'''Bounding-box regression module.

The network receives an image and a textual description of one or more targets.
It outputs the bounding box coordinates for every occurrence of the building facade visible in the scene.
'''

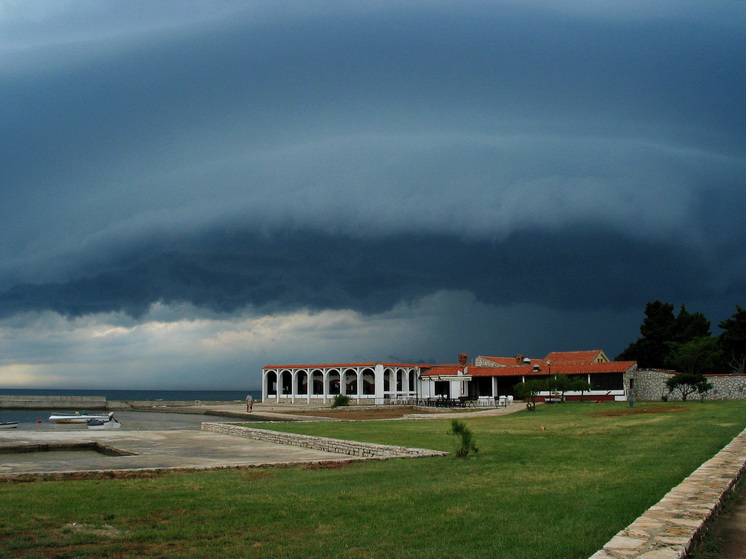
[261,350,639,404]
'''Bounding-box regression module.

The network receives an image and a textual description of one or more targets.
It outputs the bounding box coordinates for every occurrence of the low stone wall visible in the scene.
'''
[0,395,107,409]
[202,423,448,459]
[591,427,746,558]
[633,370,746,401]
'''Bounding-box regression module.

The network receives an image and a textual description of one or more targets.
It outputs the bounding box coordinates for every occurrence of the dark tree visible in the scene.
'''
[718,306,746,374]
[670,305,711,343]
[665,336,724,376]
[617,301,712,369]
[617,301,677,367]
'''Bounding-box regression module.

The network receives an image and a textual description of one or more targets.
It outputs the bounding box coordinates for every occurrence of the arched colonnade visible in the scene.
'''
[262,364,419,404]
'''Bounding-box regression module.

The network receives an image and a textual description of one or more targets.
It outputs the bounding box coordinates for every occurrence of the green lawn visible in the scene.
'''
[1,401,745,558]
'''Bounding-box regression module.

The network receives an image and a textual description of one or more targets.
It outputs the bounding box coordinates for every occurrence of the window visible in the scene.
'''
[591,373,623,391]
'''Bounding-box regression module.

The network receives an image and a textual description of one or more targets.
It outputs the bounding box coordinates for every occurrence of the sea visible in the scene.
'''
[0,388,260,402]
[0,388,262,426]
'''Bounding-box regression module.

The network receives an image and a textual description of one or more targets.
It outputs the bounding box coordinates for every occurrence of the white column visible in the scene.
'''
[374,364,385,404]
[291,371,296,404]
[357,369,363,403]
[261,370,267,403]
[306,371,312,404]
[322,370,329,404]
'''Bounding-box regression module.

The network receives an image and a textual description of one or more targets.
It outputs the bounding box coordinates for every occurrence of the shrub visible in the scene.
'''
[448,418,478,457]
[331,394,350,408]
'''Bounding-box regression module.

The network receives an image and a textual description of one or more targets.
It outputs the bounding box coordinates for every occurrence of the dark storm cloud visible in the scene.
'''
[1,1,746,386]
[1,226,739,321]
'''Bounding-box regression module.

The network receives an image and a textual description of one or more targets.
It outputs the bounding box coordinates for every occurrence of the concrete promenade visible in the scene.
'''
[0,428,354,477]
[0,402,467,478]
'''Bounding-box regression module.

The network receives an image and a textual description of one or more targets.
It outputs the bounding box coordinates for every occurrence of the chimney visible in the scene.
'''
[515,354,524,365]
[458,353,468,366]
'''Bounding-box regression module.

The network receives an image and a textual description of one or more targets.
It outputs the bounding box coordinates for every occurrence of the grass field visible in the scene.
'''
[1,401,745,558]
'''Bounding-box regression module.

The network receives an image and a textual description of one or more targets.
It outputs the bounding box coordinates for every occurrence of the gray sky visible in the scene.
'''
[1,1,745,390]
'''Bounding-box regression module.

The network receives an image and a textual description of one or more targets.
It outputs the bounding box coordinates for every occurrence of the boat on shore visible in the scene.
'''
[0,421,18,429]
[48,411,115,424]
[86,416,121,429]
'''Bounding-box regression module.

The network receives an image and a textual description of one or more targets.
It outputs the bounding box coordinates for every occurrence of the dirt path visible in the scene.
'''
[712,480,746,558]
[280,405,448,420]
[691,479,746,558]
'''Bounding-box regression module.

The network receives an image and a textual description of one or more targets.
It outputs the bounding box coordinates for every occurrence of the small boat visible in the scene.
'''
[48,411,115,424]
[0,421,18,429]
[86,416,121,430]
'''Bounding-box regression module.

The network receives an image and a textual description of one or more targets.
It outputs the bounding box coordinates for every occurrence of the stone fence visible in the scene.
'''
[202,422,448,459]
[633,370,746,401]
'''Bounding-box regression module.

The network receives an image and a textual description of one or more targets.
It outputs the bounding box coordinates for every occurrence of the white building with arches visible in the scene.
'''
[261,362,420,404]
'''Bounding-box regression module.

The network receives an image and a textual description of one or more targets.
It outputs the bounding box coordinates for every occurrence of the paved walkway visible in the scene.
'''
[189,401,526,421]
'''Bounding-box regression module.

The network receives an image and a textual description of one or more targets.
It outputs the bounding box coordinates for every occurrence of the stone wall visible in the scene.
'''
[202,422,448,459]
[474,356,502,368]
[632,369,746,401]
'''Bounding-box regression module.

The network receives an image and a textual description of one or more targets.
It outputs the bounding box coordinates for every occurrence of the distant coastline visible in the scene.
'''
[0,388,261,402]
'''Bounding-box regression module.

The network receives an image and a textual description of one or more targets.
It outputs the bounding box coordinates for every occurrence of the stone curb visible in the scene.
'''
[590,427,746,558]
[202,422,448,459]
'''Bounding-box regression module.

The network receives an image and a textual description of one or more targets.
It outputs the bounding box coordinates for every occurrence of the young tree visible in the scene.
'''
[448,419,478,457]
[514,379,545,410]
[665,373,713,401]
[718,306,746,374]
[569,377,592,401]
[554,373,572,401]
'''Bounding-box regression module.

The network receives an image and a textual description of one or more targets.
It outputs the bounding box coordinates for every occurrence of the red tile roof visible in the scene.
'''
[263,351,635,378]
[420,365,462,376]
[422,361,636,378]
[469,365,539,377]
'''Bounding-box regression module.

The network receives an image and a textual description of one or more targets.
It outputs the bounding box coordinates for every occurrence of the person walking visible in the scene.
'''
[245,393,254,412]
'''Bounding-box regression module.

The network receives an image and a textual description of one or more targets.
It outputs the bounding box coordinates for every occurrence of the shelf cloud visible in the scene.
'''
[1,1,744,388]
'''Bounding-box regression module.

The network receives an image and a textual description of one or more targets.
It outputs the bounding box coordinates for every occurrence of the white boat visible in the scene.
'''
[48,411,115,424]
[86,416,121,430]
[0,421,18,429]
